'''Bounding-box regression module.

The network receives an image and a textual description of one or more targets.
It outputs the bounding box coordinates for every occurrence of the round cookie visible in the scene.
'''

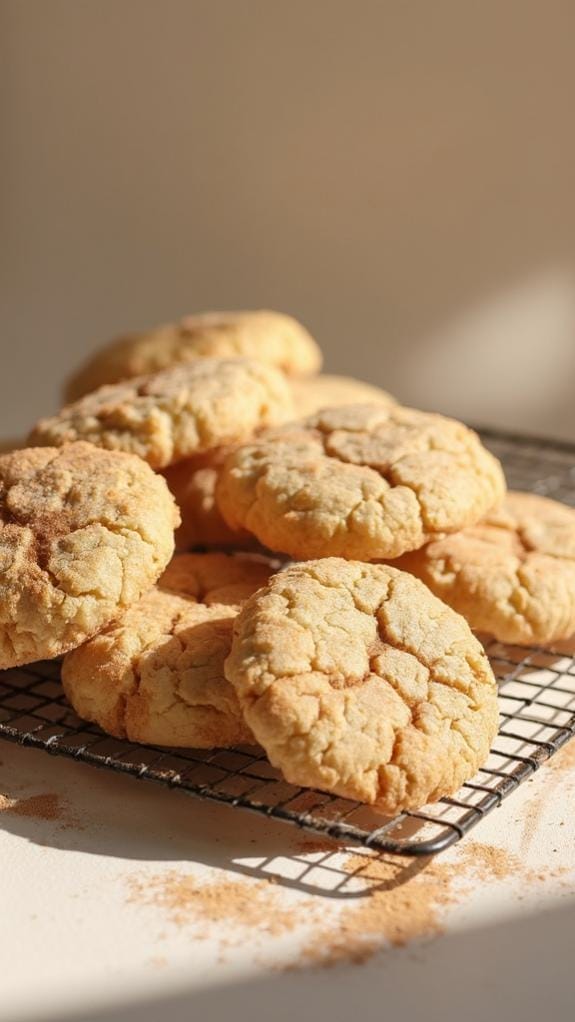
[216,404,506,560]
[391,492,575,645]
[30,358,294,470]
[62,553,274,748]
[163,449,256,550]
[64,310,322,402]
[291,375,397,417]
[225,559,499,812]
[0,443,178,668]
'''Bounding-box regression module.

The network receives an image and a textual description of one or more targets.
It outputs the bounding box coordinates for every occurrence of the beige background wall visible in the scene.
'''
[2,0,575,440]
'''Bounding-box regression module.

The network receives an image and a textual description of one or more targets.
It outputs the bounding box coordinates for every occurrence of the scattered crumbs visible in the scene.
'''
[127,871,308,936]
[0,791,81,829]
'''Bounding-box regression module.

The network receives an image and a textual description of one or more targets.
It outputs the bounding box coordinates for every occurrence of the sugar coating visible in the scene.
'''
[0,443,178,667]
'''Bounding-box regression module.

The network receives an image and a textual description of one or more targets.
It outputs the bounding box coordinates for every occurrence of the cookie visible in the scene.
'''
[225,559,499,812]
[64,310,322,402]
[163,449,256,550]
[392,492,575,645]
[62,553,274,747]
[216,404,506,560]
[0,443,178,668]
[291,375,397,417]
[30,358,294,470]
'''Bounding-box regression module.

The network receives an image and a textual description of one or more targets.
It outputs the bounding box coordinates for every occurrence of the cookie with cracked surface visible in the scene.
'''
[0,443,178,668]
[216,404,506,561]
[391,492,575,645]
[62,553,275,747]
[163,449,256,551]
[30,358,294,470]
[225,559,499,812]
[291,375,397,417]
[64,310,322,402]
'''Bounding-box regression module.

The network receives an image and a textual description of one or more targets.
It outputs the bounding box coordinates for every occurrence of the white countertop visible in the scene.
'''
[2,731,574,1022]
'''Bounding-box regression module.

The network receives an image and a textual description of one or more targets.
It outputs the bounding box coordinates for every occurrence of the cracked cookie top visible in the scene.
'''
[62,553,275,748]
[290,374,397,417]
[392,492,575,645]
[216,404,506,560]
[64,310,322,402]
[225,558,499,812]
[0,443,178,668]
[30,358,295,470]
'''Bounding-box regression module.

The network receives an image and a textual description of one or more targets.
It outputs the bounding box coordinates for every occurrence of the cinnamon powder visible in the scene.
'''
[297,836,564,969]
[126,828,572,970]
[299,853,457,966]
[0,791,79,828]
[0,792,63,820]
[127,872,305,936]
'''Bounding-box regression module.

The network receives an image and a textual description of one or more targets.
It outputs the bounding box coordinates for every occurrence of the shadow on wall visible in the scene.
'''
[1,1,575,438]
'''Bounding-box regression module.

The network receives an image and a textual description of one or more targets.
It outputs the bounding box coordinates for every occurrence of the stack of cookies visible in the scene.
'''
[2,309,574,816]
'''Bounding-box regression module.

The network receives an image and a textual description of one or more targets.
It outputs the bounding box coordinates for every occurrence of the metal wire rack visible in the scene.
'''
[1,427,574,856]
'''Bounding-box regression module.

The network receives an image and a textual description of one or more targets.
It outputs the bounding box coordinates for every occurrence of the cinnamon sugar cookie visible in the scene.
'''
[62,553,274,747]
[216,404,506,560]
[64,310,322,402]
[0,443,178,668]
[225,559,499,812]
[392,492,575,645]
[30,358,294,470]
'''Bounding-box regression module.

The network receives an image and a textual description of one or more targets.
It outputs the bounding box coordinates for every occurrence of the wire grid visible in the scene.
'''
[1,428,574,856]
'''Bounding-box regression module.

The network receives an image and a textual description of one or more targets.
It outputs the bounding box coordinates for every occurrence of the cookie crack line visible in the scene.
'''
[217,406,505,560]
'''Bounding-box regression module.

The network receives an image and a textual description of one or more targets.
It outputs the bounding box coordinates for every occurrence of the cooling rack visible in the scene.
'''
[1,427,574,856]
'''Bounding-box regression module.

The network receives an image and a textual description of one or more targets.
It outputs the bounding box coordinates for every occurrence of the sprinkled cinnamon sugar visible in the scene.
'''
[127,872,306,936]
[296,834,570,969]
[125,826,574,971]
[456,841,523,882]
[298,853,456,967]
[0,791,80,828]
